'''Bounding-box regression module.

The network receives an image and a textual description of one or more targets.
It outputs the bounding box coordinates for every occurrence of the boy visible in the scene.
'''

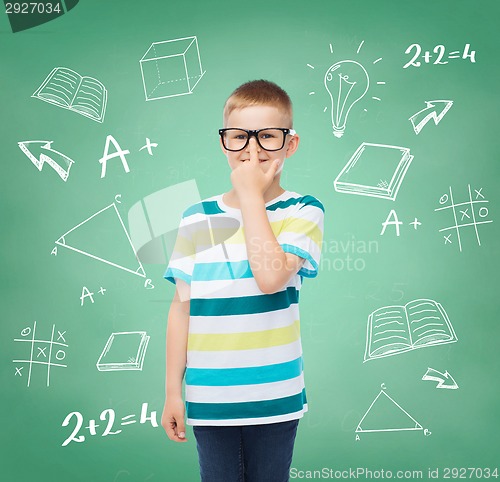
[161,80,324,482]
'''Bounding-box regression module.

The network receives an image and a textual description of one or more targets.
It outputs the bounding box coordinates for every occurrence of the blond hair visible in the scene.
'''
[223,79,293,127]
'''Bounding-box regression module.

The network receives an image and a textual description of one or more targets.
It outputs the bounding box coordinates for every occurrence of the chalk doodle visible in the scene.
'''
[96,332,150,371]
[422,367,459,390]
[13,321,68,387]
[364,299,457,362]
[54,202,151,285]
[409,100,453,135]
[18,140,74,181]
[334,143,413,201]
[307,40,385,136]
[380,210,423,236]
[61,402,158,446]
[140,36,205,101]
[139,138,158,155]
[324,60,369,138]
[434,185,493,252]
[80,286,107,305]
[98,135,159,178]
[356,385,429,438]
[32,67,107,122]
[404,43,476,69]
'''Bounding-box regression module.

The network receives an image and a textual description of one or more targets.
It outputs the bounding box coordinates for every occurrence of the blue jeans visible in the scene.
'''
[193,419,300,482]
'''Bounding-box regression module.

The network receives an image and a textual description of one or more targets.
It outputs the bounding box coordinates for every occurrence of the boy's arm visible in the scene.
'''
[240,196,305,294]
[161,279,190,442]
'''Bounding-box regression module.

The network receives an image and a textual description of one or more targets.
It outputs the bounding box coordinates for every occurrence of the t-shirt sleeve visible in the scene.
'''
[163,212,196,285]
[276,195,324,278]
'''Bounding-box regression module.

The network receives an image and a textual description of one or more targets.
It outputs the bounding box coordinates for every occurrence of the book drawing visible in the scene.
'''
[96,332,150,371]
[364,299,457,362]
[32,67,107,123]
[334,142,413,201]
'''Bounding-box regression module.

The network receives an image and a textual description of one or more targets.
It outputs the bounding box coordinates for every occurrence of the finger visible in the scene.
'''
[174,431,188,442]
[165,421,178,441]
[165,417,187,442]
[176,419,187,440]
[169,426,187,442]
[248,138,259,164]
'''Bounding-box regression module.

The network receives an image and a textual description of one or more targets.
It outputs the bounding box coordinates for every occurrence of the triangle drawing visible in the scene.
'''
[356,389,423,433]
[55,203,146,278]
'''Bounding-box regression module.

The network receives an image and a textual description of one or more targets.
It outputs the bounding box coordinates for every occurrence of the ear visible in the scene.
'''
[285,133,300,158]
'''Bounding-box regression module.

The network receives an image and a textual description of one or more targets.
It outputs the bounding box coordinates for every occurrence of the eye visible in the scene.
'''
[227,131,246,140]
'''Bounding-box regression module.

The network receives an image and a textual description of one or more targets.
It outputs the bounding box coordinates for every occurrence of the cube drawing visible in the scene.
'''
[140,36,205,101]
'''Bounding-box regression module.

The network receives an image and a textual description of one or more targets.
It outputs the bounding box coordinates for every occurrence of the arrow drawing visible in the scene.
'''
[422,367,459,389]
[409,100,453,135]
[18,140,74,181]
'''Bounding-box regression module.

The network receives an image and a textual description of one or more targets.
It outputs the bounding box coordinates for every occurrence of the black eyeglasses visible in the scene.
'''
[219,128,296,152]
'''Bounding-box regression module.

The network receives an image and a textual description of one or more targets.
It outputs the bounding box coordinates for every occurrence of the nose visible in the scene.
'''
[246,135,261,152]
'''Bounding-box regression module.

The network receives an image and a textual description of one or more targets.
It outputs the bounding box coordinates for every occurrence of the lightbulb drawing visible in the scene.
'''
[324,60,370,138]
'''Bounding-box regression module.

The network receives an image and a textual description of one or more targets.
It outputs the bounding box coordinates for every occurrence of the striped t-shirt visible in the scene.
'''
[164,189,324,426]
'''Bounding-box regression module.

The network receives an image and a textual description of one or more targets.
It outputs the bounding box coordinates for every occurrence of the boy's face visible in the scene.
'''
[220,105,299,175]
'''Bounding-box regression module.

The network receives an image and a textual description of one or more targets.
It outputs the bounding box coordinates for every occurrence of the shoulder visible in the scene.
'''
[285,191,325,213]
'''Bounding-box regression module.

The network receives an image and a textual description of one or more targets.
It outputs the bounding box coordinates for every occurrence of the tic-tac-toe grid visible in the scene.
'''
[13,321,68,387]
[434,185,492,252]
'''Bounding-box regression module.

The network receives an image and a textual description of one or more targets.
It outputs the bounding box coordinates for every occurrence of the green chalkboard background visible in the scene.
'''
[2,0,499,480]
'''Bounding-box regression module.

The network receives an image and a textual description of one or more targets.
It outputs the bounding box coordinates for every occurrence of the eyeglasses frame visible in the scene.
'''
[218,127,296,152]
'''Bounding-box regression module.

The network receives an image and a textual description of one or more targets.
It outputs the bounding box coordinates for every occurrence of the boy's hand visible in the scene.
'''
[162,396,187,443]
[230,140,282,199]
